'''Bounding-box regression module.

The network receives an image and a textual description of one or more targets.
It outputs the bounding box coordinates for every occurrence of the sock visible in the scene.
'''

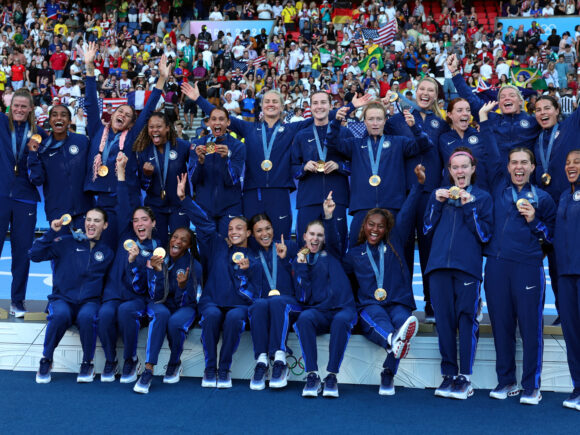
[274,350,286,363]
[387,333,393,347]
[460,374,471,381]
[257,353,268,365]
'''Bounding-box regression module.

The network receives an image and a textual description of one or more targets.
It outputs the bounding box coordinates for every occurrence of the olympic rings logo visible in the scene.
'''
[284,355,305,376]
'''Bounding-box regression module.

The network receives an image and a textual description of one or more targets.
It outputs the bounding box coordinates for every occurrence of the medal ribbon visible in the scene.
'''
[538,123,559,173]
[448,185,472,207]
[40,135,67,153]
[261,121,280,161]
[11,123,29,166]
[307,252,320,265]
[312,124,331,161]
[367,136,385,177]
[136,239,157,253]
[511,185,538,206]
[259,248,277,292]
[152,141,170,194]
[366,242,384,290]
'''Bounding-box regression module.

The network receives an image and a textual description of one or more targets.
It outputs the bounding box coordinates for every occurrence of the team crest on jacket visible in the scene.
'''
[574,191,580,201]
[430,119,440,128]
[520,119,530,128]
[169,150,178,160]
[69,145,79,155]
[468,136,478,144]
[383,141,391,148]
[94,251,104,262]
[141,250,151,257]
[527,192,534,198]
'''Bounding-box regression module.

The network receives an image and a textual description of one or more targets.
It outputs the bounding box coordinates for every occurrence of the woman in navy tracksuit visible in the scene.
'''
[83,42,167,248]
[177,173,259,389]
[343,165,426,396]
[132,227,203,394]
[98,153,162,384]
[480,102,556,405]
[424,145,493,400]
[30,208,114,384]
[328,101,431,248]
[247,214,298,391]
[554,149,580,411]
[0,88,48,317]
[189,107,245,237]
[133,112,190,247]
[291,91,352,249]
[385,78,450,322]
[181,81,370,238]
[292,193,357,398]
[27,105,94,229]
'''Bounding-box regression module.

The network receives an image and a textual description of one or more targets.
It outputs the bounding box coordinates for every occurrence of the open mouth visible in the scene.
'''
[259,236,271,246]
[213,126,223,136]
[86,226,96,237]
[567,168,578,181]
[307,240,321,252]
[513,170,525,183]
[54,121,64,128]
[456,175,467,186]
[230,234,241,244]
[115,116,125,127]
[368,232,380,243]
[170,244,182,256]
[151,134,162,145]
[136,227,148,240]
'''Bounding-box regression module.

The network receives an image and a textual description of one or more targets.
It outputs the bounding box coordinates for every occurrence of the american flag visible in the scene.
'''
[361,20,398,46]
[75,97,128,115]
[303,107,311,118]
[252,55,266,66]
[232,60,248,72]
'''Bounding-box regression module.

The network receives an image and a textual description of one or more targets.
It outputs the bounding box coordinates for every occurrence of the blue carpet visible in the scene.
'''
[0,370,576,434]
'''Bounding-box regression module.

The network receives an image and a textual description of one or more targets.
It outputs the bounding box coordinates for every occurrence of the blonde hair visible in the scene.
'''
[362,101,387,120]
[417,77,444,119]
[8,88,37,133]
[263,89,285,107]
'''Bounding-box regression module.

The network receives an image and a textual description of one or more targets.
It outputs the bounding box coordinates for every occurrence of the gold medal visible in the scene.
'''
[449,186,461,200]
[268,289,281,296]
[541,172,551,186]
[369,175,381,186]
[316,160,326,172]
[153,247,166,258]
[160,190,166,200]
[516,198,530,210]
[98,165,109,177]
[123,239,136,251]
[374,288,387,301]
[299,247,310,256]
[31,134,42,144]
[261,159,273,171]
[232,252,245,263]
[389,93,399,103]
[61,214,72,225]
[206,143,216,154]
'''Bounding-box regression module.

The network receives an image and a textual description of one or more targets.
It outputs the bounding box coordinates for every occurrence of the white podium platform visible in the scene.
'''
[0,319,573,392]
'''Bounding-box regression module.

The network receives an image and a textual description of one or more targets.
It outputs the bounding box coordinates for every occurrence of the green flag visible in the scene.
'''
[359,47,384,72]
[512,67,547,90]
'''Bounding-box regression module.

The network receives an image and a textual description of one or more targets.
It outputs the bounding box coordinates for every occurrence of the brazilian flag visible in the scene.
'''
[359,47,384,72]
[512,67,547,90]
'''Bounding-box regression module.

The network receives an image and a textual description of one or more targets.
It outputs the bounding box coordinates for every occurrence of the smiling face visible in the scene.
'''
[262,91,283,119]
[303,223,325,253]
[565,151,580,184]
[132,209,156,241]
[416,80,437,110]
[169,228,192,259]
[111,104,135,132]
[228,218,251,247]
[49,105,71,135]
[252,219,274,249]
[448,100,471,132]
[208,108,230,137]
[508,150,535,188]
[11,96,33,123]
[535,98,559,129]
[364,108,387,137]
[85,209,108,240]
[449,154,476,188]
[147,115,170,146]
[498,87,522,115]
[364,213,387,245]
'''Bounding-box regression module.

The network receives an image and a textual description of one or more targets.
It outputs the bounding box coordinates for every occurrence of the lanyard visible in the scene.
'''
[261,121,280,161]
[367,136,385,176]
[152,141,170,193]
[41,135,67,153]
[312,124,331,161]
[307,252,320,265]
[259,248,277,291]
[511,185,538,205]
[366,242,384,290]
[136,239,157,253]
[102,132,121,166]
[538,123,559,171]
[11,123,29,165]
[448,185,472,207]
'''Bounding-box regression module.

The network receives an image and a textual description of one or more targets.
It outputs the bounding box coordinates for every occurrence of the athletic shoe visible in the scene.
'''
[163,361,182,384]
[302,372,322,398]
[323,373,339,398]
[10,302,26,318]
[489,383,520,400]
[424,303,436,324]
[391,316,419,359]
[448,375,473,400]
[36,358,52,384]
[120,357,140,384]
[476,298,484,323]
[250,362,268,391]
[201,369,217,388]
[562,390,580,410]
[101,360,118,382]
[269,360,289,389]
[77,362,95,383]
[217,369,232,388]
[520,389,542,405]
[134,368,154,394]
[434,375,454,398]
[379,369,395,396]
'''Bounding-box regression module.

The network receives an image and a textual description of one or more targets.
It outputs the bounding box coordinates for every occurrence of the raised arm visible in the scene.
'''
[83,41,102,137]
[448,54,485,115]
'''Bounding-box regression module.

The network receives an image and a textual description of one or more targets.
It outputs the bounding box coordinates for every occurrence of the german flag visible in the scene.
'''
[332,8,353,24]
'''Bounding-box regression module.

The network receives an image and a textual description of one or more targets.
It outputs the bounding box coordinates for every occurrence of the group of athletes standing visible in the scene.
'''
[2,42,579,408]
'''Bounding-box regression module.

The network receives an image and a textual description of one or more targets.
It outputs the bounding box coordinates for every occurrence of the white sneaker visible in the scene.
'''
[391,316,419,359]
[520,389,542,405]
[10,303,26,318]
